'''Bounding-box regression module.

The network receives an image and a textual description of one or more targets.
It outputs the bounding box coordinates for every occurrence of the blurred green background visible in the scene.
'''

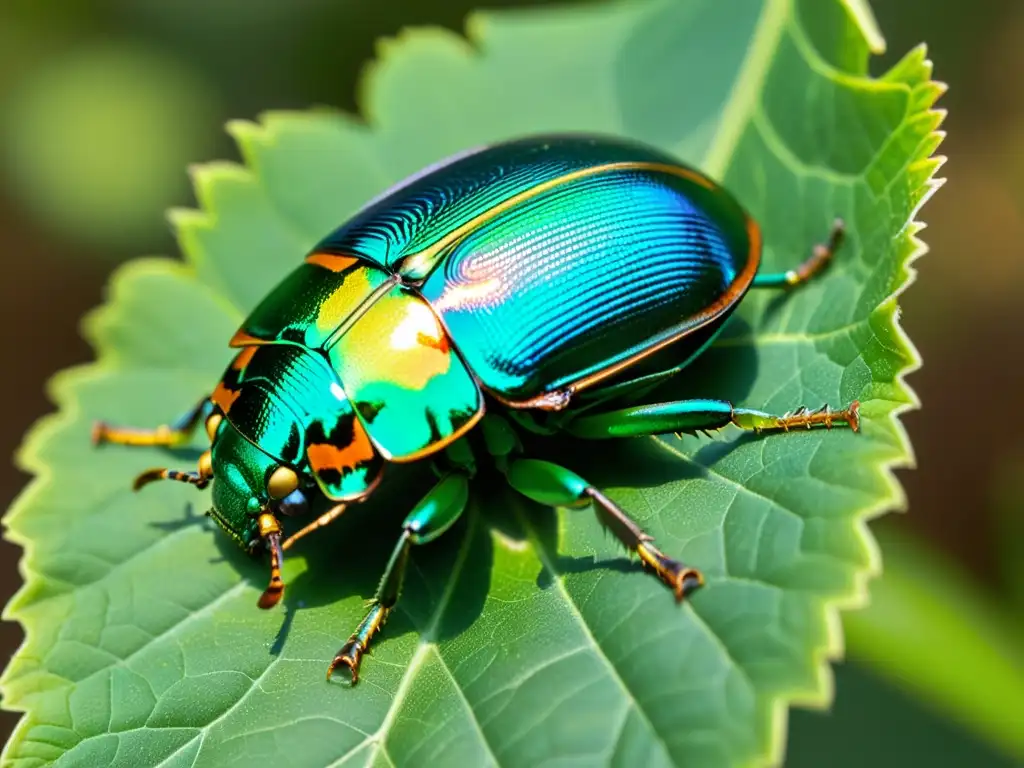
[0,0,1020,764]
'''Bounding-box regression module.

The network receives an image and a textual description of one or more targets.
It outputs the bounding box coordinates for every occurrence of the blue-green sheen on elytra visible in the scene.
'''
[313,134,755,403]
[97,132,860,682]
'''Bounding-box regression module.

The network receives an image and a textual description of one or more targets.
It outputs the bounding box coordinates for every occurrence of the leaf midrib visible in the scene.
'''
[514,507,678,765]
[701,0,790,179]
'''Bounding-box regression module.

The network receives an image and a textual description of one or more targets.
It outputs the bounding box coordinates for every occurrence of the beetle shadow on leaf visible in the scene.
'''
[429,503,495,643]
[511,492,655,591]
[148,502,213,535]
[696,429,761,460]
[759,288,795,322]
[275,470,424,638]
[537,555,643,590]
[472,467,661,592]
[521,317,760,491]
[668,315,760,403]
[190,466,412,656]
[270,602,298,656]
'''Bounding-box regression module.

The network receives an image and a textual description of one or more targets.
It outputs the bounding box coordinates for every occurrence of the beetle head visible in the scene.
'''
[133,413,311,610]
[207,421,312,609]
[208,422,286,546]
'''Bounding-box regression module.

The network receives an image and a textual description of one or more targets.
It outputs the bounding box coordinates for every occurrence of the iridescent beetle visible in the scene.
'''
[94,134,858,683]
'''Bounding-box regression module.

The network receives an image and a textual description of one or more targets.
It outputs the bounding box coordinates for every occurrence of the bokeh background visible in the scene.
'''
[0,0,1020,764]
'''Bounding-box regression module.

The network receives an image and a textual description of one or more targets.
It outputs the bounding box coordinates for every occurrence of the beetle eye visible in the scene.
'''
[267,466,299,499]
[276,488,308,517]
[205,413,223,440]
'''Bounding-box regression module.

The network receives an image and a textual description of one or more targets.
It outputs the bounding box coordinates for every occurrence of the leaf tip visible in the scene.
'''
[165,205,198,226]
[841,0,887,55]
[224,117,262,148]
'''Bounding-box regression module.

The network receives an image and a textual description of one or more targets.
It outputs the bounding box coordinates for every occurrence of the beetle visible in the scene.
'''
[94,133,859,683]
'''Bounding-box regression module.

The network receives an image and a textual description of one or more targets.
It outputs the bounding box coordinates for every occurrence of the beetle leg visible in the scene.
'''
[328,473,469,684]
[93,397,213,448]
[256,513,286,609]
[130,447,214,493]
[281,503,347,551]
[477,413,522,474]
[751,218,845,289]
[732,402,860,433]
[132,467,210,491]
[565,398,859,439]
[506,459,703,600]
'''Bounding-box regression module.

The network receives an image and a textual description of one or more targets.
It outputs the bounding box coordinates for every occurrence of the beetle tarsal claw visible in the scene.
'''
[846,400,861,432]
[91,421,109,445]
[636,542,704,602]
[328,639,364,684]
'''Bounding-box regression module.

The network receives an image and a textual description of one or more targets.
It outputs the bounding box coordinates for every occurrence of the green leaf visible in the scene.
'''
[1,1,943,766]
[842,523,1024,761]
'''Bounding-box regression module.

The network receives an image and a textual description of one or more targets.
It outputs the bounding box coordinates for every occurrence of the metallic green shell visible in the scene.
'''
[235,254,389,348]
[222,133,759,475]
[315,136,677,278]
[420,166,753,401]
[324,283,481,461]
[314,134,759,404]
[232,257,483,468]
[212,344,383,501]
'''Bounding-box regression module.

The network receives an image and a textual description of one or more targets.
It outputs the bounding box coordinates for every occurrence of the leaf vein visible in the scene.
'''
[518,508,678,765]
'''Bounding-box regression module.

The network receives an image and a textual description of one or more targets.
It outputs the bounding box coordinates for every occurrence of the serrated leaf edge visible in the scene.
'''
[740,38,947,768]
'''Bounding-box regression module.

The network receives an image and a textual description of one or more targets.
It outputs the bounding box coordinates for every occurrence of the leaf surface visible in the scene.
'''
[1,1,944,766]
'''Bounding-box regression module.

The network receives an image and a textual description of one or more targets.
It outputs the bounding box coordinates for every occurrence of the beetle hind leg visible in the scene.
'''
[733,401,860,434]
[565,398,860,440]
[751,218,845,289]
[506,459,703,601]
[93,397,213,448]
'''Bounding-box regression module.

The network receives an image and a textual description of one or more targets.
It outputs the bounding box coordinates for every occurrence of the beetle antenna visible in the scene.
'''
[133,468,209,491]
[256,514,286,609]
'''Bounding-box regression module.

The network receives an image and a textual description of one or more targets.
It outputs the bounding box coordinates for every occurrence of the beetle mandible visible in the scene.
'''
[94,134,859,683]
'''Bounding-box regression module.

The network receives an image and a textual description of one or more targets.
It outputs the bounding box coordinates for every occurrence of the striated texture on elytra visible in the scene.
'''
[1,0,943,766]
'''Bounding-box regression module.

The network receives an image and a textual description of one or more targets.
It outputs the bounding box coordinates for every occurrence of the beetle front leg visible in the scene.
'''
[751,218,844,289]
[506,459,703,601]
[565,397,859,439]
[330,473,469,684]
[93,397,213,448]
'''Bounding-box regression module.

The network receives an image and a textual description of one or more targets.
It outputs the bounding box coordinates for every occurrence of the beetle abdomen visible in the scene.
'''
[420,163,758,402]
